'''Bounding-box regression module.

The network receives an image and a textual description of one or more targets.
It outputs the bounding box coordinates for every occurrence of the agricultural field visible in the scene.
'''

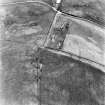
[0,0,105,105]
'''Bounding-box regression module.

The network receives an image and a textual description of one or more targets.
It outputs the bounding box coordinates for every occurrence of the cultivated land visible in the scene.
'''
[0,0,105,105]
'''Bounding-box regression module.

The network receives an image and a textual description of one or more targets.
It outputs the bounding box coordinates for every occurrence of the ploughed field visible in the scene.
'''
[0,0,105,105]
